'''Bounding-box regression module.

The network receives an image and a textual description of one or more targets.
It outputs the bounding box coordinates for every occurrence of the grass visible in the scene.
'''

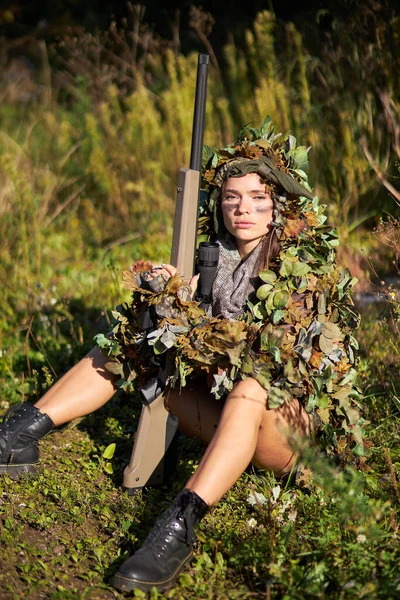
[0,274,399,599]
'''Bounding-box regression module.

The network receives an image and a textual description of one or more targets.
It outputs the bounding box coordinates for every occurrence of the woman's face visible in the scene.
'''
[221,173,274,257]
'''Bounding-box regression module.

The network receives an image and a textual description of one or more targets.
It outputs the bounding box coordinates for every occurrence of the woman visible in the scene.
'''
[0,119,361,593]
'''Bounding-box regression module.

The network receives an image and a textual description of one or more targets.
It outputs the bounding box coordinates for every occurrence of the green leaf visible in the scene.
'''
[103,443,116,459]
[268,386,290,408]
[272,309,285,324]
[93,547,104,561]
[211,152,219,167]
[339,369,357,386]
[269,345,281,362]
[256,283,274,300]
[280,259,293,277]
[286,246,298,258]
[316,393,330,409]
[259,115,273,136]
[121,520,131,531]
[273,290,289,308]
[259,269,277,284]
[241,352,254,374]
[288,145,309,171]
[291,262,311,277]
[180,573,195,588]
[153,339,168,355]
[255,367,271,389]
[305,394,317,412]
[202,145,219,167]
[252,301,267,320]
[93,333,109,348]
[294,168,309,180]
[102,506,112,518]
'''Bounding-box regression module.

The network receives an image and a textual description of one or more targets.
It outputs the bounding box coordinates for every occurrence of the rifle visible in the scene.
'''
[123,54,211,494]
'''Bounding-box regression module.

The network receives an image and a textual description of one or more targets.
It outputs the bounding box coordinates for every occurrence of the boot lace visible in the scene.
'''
[142,496,197,559]
[0,405,27,432]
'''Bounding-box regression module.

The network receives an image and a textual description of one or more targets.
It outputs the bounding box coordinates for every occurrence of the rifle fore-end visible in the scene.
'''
[170,168,201,280]
[123,394,179,493]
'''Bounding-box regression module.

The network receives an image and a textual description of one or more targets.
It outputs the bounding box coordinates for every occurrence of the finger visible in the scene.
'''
[147,267,163,280]
[190,273,200,294]
[161,264,178,277]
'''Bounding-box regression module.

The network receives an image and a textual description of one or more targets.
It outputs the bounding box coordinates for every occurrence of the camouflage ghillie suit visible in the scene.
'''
[96,118,364,460]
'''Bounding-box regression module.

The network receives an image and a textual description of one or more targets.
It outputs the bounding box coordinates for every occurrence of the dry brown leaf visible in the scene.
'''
[283,218,307,238]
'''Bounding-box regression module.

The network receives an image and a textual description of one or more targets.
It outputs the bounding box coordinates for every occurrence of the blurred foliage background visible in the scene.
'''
[0,0,399,323]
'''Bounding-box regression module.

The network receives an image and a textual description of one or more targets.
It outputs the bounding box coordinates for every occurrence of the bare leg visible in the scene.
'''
[168,378,310,506]
[34,347,118,427]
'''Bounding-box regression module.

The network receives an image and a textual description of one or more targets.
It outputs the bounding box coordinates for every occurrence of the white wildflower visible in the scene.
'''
[271,486,281,502]
[247,491,267,506]
[287,510,297,522]
[356,534,366,544]
[247,518,257,528]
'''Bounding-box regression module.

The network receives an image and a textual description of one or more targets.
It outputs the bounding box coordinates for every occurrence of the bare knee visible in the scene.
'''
[227,378,268,410]
[251,398,311,474]
[233,377,267,397]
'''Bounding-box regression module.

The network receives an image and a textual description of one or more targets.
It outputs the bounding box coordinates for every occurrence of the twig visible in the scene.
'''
[29,330,58,380]
[21,371,25,404]
[383,447,400,505]
[189,6,221,78]
[379,92,400,159]
[101,233,140,255]
[25,315,34,378]
[44,184,86,227]
[360,136,400,204]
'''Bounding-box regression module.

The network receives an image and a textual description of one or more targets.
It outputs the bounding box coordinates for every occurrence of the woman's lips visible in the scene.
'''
[235,222,255,229]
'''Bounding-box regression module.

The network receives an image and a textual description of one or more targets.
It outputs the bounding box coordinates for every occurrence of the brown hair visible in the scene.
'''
[255,227,281,273]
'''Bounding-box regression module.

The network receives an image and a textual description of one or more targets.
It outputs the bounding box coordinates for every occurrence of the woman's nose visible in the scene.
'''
[237,196,252,213]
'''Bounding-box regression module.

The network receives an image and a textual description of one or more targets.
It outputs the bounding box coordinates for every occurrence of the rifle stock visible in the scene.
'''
[123,55,209,494]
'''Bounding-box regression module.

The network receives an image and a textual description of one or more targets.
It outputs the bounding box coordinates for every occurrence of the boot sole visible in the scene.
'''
[0,462,39,479]
[111,550,193,593]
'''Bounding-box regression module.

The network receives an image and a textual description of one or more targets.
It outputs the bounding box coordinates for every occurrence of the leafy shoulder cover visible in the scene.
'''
[95,117,363,461]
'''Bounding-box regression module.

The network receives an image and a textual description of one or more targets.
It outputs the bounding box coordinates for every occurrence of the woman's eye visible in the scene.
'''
[253,195,267,201]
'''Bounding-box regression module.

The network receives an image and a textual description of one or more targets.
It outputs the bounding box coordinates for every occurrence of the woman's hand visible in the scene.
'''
[150,264,177,278]
[149,264,199,297]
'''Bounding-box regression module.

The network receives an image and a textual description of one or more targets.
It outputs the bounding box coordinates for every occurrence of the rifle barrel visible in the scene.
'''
[189,54,209,173]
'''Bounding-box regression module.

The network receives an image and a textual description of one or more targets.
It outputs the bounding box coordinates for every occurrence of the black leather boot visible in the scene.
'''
[112,488,209,593]
[0,403,54,478]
